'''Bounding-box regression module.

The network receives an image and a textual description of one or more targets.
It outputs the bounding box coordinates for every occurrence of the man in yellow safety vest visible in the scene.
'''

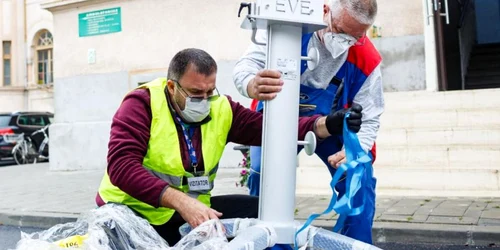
[95,48,363,246]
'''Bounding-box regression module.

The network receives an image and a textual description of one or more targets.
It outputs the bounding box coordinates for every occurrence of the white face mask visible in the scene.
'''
[323,32,353,58]
[180,97,211,123]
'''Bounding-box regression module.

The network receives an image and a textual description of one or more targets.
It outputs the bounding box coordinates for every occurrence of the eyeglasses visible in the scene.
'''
[172,79,220,102]
[327,14,366,46]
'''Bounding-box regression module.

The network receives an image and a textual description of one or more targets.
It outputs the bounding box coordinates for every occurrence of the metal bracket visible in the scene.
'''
[251,27,266,46]
[300,48,320,71]
[425,0,434,25]
[297,131,317,156]
[426,0,449,25]
[441,0,450,24]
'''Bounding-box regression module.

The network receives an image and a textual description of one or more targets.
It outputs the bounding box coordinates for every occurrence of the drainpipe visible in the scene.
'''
[21,0,28,110]
[423,0,439,91]
[433,0,448,91]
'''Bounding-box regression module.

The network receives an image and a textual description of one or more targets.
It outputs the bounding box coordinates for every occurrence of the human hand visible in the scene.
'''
[328,150,346,169]
[177,197,223,229]
[247,69,284,100]
[325,103,363,135]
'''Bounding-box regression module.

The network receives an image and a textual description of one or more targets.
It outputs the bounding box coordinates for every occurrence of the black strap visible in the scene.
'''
[331,76,344,112]
[330,76,342,86]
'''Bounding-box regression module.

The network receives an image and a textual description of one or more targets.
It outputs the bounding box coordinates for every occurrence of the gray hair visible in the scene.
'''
[329,0,378,25]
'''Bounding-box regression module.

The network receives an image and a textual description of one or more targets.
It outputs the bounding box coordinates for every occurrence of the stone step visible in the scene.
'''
[298,145,500,170]
[383,89,500,112]
[375,145,500,169]
[295,165,500,197]
[379,108,500,129]
[376,127,500,147]
[294,88,500,198]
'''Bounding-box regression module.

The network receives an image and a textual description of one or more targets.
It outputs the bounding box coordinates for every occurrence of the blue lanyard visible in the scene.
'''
[294,113,374,249]
[175,116,198,173]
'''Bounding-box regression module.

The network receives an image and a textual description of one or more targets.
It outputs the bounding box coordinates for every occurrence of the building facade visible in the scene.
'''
[39,0,427,171]
[40,0,500,197]
[0,0,54,113]
[0,0,427,116]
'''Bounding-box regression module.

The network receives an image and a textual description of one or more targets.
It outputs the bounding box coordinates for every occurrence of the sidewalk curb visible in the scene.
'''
[0,210,78,229]
[300,220,500,246]
[2,210,499,246]
[370,222,500,246]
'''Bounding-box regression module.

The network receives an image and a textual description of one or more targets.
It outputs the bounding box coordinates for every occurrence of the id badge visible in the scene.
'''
[187,176,211,191]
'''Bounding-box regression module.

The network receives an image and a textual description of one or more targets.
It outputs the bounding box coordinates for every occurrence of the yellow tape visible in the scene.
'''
[53,234,89,249]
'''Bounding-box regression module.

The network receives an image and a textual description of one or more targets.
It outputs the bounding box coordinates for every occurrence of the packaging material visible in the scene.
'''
[180,218,277,250]
[173,217,229,250]
[13,203,229,250]
[13,203,382,250]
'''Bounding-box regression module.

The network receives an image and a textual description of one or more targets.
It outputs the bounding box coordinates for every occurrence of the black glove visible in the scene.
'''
[325,103,363,135]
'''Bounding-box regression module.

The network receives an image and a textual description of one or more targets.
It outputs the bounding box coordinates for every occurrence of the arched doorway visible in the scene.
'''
[33,30,53,85]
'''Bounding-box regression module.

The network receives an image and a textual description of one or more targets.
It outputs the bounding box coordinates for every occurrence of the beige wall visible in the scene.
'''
[51,0,424,79]
[2,0,426,87]
[0,88,24,112]
[51,0,256,79]
[372,0,424,37]
[27,87,54,112]
[0,0,19,87]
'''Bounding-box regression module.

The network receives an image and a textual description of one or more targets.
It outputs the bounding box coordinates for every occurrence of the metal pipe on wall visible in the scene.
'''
[423,0,440,91]
[433,0,448,91]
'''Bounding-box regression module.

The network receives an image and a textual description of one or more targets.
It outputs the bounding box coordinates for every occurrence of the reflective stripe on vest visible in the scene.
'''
[144,164,219,195]
[98,77,233,225]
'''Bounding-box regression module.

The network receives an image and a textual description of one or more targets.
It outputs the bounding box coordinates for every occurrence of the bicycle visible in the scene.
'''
[6,125,50,165]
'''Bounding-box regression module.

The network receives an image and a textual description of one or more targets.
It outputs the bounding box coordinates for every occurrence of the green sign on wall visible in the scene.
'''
[78,7,122,37]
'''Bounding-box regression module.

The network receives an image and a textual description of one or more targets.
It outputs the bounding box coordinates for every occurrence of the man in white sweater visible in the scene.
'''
[232,0,384,244]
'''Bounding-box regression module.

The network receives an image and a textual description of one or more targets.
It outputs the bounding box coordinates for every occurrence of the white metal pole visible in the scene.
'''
[423,0,439,91]
[259,23,302,244]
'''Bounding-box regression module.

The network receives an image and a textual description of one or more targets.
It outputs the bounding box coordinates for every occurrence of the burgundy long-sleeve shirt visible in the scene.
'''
[96,88,321,208]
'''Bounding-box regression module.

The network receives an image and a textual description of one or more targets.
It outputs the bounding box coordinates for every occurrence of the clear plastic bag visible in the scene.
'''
[12,203,378,250]
[12,203,229,250]
[174,218,229,250]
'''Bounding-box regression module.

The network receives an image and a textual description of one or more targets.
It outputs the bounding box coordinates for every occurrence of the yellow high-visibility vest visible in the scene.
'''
[98,77,233,225]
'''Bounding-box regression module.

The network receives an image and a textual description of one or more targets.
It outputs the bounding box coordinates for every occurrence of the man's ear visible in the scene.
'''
[322,4,331,25]
[166,80,175,95]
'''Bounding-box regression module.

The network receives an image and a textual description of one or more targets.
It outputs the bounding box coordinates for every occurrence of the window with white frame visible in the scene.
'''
[2,41,11,86]
[35,30,53,85]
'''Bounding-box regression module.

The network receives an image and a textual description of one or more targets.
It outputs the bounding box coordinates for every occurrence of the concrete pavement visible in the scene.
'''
[0,163,499,246]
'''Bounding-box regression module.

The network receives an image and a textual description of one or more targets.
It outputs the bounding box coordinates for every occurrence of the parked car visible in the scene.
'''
[0,111,54,162]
